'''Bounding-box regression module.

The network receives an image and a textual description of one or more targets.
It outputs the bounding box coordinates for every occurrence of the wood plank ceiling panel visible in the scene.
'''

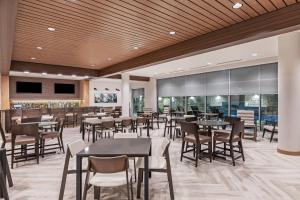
[13,0,299,72]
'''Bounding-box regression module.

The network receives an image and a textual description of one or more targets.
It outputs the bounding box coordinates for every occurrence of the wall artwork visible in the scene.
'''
[94,92,117,103]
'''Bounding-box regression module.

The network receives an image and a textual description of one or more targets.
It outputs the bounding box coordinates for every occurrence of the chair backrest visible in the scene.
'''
[237,110,255,125]
[21,117,41,123]
[180,122,199,141]
[67,140,86,157]
[122,119,132,127]
[102,120,115,129]
[230,120,244,140]
[136,117,146,124]
[11,123,39,138]
[59,119,65,135]
[152,138,170,157]
[114,133,138,139]
[224,116,241,124]
[163,106,170,114]
[88,155,128,173]
[185,116,197,122]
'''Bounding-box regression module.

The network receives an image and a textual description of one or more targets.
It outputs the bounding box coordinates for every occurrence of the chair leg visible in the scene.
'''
[11,144,14,169]
[130,177,134,200]
[213,139,216,160]
[57,137,62,151]
[239,141,245,161]
[195,145,199,167]
[136,168,143,199]
[209,141,212,162]
[94,186,100,200]
[262,129,266,138]
[230,143,235,166]
[166,164,174,200]
[83,172,90,200]
[180,141,185,162]
[60,137,65,153]
[36,141,40,164]
[133,158,137,182]
[223,142,226,156]
[126,176,130,200]
[270,131,275,143]
[164,125,167,137]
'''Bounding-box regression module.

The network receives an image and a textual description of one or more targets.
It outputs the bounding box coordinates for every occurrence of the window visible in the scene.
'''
[170,97,185,112]
[206,95,228,116]
[187,96,205,112]
[158,97,171,113]
[230,95,260,125]
[261,94,278,126]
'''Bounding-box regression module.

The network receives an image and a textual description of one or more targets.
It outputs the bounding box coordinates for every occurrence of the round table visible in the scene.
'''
[194,120,230,135]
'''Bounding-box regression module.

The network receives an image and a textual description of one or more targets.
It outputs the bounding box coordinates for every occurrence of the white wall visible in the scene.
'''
[89,78,157,112]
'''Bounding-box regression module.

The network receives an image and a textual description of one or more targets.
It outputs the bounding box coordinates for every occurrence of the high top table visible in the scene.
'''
[76,138,151,200]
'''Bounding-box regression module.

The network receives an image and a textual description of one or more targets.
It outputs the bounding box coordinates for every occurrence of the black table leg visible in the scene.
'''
[144,155,149,200]
[76,156,82,200]
[169,120,173,139]
[92,125,96,143]
[147,119,150,137]
[82,122,85,140]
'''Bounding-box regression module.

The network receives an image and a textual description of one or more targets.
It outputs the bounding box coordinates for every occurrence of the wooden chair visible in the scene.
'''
[151,112,161,129]
[11,123,40,169]
[40,119,65,157]
[120,119,133,133]
[136,138,174,200]
[96,120,116,138]
[213,120,245,166]
[214,116,241,137]
[0,148,13,200]
[135,117,147,136]
[180,122,212,167]
[237,110,257,141]
[83,155,133,200]
[59,140,87,200]
[0,123,11,149]
[20,116,41,124]
[263,121,278,142]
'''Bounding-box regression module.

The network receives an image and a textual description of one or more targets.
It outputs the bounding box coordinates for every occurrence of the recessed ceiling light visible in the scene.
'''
[251,53,258,57]
[48,27,56,32]
[36,46,43,50]
[58,73,62,76]
[107,57,112,61]
[24,71,30,74]
[72,74,77,77]
[90,64,95,67]
[42,72,47,75]
[31,57,36,60]
[233,2,242,9]
[84,75,89,79]
[133,46,139,50]
[207,62,212,65]
[169,31,176,35]
[177,68,182,70]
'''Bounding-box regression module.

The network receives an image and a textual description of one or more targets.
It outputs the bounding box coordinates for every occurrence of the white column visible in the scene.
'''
[146,78,157,112]
[121,73,130,117]
[278,32,300,154]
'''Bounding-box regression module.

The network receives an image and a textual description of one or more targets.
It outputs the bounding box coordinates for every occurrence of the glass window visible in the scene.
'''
[206,95,228,116]
[187,96,205,112]
[170,97,186,112]
[158,97,171,113]
[261,94,278,126]
[132,88,144,115]
[230,94,260,124]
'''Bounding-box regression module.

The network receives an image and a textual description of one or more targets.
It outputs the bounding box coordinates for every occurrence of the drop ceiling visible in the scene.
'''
[13,0,299,70]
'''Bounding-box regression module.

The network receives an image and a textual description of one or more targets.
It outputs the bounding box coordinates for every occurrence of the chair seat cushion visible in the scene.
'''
[184,134,211,143]
[214,135,240,143]
[214,129,231,137]
[15,135,36,145]
[136,156,166,170]
[40,131,60,139]
[264,125,278,132]
[89,171,132,187]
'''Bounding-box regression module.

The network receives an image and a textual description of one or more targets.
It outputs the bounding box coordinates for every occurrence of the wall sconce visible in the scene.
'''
[105,88,109,91]
[94,88,97,91]
[115,88,120,91]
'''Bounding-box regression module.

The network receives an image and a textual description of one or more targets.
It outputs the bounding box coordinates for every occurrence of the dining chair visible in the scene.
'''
[151,112,161,129]
[135,117,147,136]
[59,140,87,200]
[96,120,116,138]
[83,155,133,200]
[0,122,11,149]
[263,121,278,142]
[83,118,99,141]
[20,116,41,123]
[180,122,212,167]
[120,119,133,133]
[213,120,245,166]
[40,118,65,157]
[237,110,257,141]
[136,138,174,200]
[11,123,40,169]
[163,116,173,138]
[215,116,241,138]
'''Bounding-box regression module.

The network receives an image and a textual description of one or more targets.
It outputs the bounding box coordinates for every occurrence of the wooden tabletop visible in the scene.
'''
[77,138,151,157]
[193,120,230,126]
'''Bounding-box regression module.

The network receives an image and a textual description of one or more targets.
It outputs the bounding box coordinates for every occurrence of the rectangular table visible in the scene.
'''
[76,138,151,200]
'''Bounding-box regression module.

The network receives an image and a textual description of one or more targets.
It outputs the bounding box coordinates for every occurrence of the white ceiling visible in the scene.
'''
[128,36,278,79]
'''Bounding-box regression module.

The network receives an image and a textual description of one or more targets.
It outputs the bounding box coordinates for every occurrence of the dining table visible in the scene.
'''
[194,119,230,135]
[82,117,143,143]
[76,138,151,200]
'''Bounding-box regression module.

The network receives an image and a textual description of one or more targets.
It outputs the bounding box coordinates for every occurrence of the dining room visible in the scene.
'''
[1,0,300,200]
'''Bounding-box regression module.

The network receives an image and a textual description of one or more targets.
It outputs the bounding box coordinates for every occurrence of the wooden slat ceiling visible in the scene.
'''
[13,0,299,71]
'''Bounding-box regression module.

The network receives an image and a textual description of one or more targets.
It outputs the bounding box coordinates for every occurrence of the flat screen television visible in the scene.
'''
[54,83,75,94]
[16,81,42,93]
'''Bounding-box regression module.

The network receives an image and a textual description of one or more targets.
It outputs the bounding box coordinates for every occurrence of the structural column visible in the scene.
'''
[147,78,157,112]
[122,73,130,117]
[278,32,300,155]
